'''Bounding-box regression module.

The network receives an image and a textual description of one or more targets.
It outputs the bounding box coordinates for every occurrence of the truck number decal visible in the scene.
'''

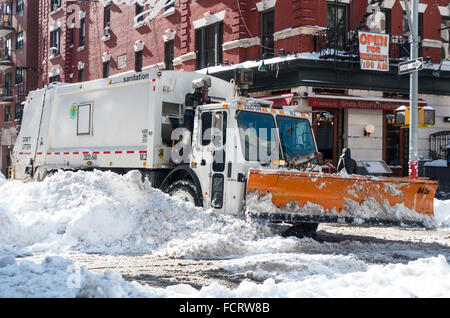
[83,154,98,161]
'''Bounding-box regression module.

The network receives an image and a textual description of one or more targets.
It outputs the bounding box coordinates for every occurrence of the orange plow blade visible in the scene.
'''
[245,169,438,228]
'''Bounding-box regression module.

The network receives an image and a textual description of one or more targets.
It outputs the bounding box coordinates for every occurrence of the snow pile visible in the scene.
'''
[0,170,273,256]
[2,254,450,298]
[424,160,447,167]
[0,255,153,298]
[434,199,450,227]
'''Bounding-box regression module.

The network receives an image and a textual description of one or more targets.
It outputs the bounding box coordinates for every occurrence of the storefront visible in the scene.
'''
[307,93,429,176]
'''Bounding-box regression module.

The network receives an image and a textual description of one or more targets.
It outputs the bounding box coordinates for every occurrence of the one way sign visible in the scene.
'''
[398,57,423,75]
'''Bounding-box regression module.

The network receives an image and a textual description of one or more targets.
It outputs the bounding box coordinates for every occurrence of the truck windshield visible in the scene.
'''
[276,116,316,162]
[237,111,279,162]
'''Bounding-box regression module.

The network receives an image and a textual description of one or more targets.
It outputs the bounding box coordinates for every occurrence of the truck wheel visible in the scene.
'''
[166,180,201,207]
[282,222,319,238]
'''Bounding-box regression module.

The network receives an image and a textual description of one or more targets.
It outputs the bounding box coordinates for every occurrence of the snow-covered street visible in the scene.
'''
[1,170,450,297]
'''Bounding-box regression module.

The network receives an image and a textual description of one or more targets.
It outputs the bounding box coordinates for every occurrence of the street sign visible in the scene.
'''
[398,57,423,75]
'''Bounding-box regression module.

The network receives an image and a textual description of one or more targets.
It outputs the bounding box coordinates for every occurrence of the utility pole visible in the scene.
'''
[404,0,419,179]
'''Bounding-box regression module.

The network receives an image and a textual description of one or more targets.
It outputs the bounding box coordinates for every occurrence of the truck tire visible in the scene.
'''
[166,180,202,207]
[282,222,319,238]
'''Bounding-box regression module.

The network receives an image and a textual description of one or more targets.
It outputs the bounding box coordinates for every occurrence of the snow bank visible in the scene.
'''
[0,255,152,298]
[424,160,447,167]
[434,199,450,227]
[0,170,273,257]
[2,254,450,298]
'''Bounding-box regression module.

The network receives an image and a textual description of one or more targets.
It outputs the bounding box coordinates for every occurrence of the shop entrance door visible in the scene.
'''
[312,108,343,168]
[384,110,408,177]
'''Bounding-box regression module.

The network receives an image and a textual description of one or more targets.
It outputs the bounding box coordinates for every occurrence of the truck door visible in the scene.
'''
[197,110,227,211]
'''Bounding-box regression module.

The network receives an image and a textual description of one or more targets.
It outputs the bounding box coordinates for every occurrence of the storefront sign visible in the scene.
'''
[308,95,427,110]
[359,31,389,72]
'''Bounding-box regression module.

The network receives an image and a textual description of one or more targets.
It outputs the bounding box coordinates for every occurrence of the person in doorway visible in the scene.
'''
[337,148,357,174]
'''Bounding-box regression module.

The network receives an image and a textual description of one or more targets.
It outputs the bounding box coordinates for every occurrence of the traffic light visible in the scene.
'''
[394,106,435,127]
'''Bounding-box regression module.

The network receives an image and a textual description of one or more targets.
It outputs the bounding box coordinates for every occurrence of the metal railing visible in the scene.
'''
[313,28,413,62]
[429,131,450,160]
[0,47,12,62]
[0,4,12,29]
[0,86,13,99]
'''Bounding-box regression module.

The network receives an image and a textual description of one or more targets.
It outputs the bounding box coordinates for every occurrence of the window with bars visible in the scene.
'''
[195,22,223,70]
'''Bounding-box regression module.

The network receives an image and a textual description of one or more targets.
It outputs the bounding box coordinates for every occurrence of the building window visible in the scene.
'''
[403,12,423,56]
[4,105,12,123]
[15,68,23,85]
[50,28,60,55]
[326,2,348,51]
[5,72,12,96]
[5,38,12,59]
[79,17,85,47]
[51,0,61,12]
[165,0,175,10]
[78,68,84,82]
[260,9,275,58]
[5,2,12,26]
[135,3,144,22]
[103,61,110,78]
[16,0,24,14]
[164,40,174,70]
[195,22,223,70]
[441,17,450,59]
[379,9,391,34]
[135,51,143,72]
[49,75,60,83]
[104,4,111,28]
[16,32,23,50]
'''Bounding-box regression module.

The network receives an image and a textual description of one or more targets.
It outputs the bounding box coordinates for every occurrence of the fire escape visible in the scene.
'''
[62,0,73,83]
[0,0,14,103]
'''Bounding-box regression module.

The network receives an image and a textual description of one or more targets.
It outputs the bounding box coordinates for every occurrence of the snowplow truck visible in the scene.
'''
[12,68,438,234]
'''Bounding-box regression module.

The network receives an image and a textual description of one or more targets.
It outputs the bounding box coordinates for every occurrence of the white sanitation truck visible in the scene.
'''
[12,69,438,235]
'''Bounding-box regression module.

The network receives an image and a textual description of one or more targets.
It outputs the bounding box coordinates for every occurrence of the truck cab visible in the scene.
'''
[165,97,318,216]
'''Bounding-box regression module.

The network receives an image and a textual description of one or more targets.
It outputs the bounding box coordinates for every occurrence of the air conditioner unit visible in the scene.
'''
[103,27,111,39]
[49,47,58,57]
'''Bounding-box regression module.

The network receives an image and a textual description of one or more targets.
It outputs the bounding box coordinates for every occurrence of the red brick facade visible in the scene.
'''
[0,0,39,176]
[35,0,449,87]
[29,0,449,86]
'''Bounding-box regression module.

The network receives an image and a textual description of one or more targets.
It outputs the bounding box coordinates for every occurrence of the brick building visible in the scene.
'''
[0,0,38,177]
[33,0,450,176]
